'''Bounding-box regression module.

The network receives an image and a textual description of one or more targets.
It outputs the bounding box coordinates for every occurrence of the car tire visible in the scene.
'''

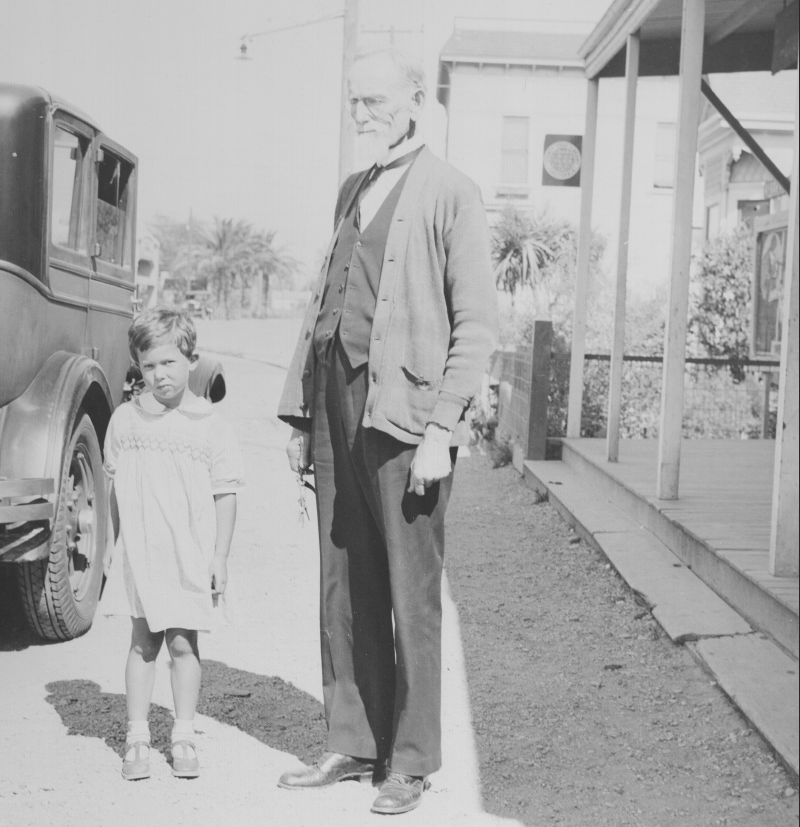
[189,356,226,402]
[17,413,108,641]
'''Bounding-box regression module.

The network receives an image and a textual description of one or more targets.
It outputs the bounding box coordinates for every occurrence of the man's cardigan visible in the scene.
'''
[278,146,498,445]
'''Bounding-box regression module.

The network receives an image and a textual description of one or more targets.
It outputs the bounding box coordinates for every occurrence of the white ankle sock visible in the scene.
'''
[125,721,150,761]
[171,720,196,757]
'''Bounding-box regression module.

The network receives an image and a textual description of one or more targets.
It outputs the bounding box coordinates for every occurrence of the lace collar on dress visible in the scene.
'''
[131,394,214,421]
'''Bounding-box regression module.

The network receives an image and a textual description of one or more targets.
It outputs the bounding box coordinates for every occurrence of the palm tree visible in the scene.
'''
[491,207,572,316]
[244,229,297,318]
[196,218,253,318]
[195,218,297,319]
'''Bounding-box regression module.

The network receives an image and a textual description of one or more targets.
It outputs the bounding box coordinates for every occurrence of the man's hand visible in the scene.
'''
[408,424,453,496]
[287,427,311,474]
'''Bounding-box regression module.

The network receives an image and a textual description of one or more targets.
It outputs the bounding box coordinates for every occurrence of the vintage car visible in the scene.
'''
[0,84,223,641]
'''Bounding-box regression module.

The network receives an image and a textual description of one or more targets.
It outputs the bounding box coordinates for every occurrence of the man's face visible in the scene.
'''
[347,54,423,161]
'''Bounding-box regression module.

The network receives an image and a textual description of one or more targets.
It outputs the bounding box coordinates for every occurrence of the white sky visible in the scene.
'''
[1,0,611,279]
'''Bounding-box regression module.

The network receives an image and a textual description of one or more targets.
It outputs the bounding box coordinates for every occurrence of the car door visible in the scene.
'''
[86,136,137,404]
[47,111,95,364]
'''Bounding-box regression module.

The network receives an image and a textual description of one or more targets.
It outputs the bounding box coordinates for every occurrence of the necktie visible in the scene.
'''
[355,146,422,230]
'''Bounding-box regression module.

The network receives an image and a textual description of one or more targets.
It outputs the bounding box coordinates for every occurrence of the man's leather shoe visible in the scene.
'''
[370,771,430,814]
[278,751,375,789]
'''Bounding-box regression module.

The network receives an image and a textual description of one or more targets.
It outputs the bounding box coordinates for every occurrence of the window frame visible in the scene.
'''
[500,115,531,187]
[90,136,137,284]
[48,113,93,263]
[653,121,677,190]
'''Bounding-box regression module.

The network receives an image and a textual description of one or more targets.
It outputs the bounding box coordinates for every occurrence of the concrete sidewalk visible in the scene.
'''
[0,324,521,827]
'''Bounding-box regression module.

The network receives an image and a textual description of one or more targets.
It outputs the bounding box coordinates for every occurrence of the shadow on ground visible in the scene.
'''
[45,661,326,763]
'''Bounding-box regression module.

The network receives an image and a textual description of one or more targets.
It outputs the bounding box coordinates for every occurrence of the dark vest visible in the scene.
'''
[314,169,410,368]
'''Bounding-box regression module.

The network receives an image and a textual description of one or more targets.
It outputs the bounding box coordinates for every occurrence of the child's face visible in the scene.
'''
[136,340,196,406]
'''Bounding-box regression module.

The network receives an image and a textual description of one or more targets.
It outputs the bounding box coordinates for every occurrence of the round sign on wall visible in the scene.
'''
[541,135,583,187]
[543,140,582,181]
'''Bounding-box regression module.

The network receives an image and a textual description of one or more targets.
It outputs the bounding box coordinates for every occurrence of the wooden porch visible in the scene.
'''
[567,0,799,582]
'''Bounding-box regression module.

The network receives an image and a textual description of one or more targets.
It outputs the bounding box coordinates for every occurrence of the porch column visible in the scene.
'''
[567,77,599,438]
[656,0,705,499]
[769,59,799,577]
[606,34,639,462]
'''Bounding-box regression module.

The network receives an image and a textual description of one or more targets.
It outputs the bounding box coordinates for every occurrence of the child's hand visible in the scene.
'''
[209,556,228,597]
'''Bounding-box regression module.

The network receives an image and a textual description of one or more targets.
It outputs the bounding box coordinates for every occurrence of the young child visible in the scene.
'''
[103,306,243,780]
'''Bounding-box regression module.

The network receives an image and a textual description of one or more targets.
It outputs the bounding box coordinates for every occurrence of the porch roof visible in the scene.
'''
[580,0,797,78]
[440,29,586,67]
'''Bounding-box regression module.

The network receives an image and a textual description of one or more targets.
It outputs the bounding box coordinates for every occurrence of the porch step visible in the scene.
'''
[523,458,799,777]
[687,636,799,777]
[558,440,799,660]
[523,460,753,640]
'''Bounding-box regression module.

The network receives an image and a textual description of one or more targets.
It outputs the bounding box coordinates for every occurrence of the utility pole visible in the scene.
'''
[339,0,359,185]
[187,207,194,297]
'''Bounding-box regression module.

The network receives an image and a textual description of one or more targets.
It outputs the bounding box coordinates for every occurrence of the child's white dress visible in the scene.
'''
[102,396,243,632]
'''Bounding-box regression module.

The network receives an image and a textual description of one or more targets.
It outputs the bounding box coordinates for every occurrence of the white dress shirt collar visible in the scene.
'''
[377,131,424,169]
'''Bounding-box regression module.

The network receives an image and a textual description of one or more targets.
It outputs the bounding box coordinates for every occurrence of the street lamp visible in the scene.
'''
[236,2,359,184]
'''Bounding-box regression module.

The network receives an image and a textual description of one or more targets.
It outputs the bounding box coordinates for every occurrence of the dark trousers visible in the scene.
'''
[311,337,455,777]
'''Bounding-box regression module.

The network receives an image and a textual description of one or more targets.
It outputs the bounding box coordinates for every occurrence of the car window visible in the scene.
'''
[51,126,88,251]
[95,149,134,269]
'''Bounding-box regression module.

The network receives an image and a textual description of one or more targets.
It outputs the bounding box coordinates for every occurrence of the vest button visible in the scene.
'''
[332,308,339,315]
[356,241,362,248]
[338,285,344,293]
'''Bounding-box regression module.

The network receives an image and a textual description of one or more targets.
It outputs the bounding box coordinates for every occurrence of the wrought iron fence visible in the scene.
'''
[493,346,780,458]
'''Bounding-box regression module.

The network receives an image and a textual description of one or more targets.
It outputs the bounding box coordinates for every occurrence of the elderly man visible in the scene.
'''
[277,47,497,815]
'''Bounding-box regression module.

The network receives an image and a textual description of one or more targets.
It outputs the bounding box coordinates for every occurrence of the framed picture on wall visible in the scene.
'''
[751,211,788,359]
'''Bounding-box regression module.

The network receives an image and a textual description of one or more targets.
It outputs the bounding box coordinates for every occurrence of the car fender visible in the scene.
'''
[0,351,114,528]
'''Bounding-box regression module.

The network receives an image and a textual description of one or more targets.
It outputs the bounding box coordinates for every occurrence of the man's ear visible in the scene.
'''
[188,353,199,370]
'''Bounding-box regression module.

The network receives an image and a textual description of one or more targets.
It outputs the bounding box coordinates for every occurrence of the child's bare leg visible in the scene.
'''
[123,618,163,776]
[126,617,164,721]
[166,628,201,774]
[166,628,200,721]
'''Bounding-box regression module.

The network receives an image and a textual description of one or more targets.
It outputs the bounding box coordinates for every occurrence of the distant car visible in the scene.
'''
[182,290,213,319]
[0,84,224,642]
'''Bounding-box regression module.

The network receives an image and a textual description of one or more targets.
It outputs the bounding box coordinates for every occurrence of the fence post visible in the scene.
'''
[761,370,772,438]
[526,320,553,461]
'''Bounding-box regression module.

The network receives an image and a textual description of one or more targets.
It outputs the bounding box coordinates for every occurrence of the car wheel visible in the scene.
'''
[17,413,107,641]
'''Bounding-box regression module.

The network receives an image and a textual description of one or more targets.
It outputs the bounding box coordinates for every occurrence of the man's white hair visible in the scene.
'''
[352,46,427,96]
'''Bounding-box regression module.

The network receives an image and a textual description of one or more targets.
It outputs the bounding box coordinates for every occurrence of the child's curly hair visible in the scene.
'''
[128,306,197,363]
